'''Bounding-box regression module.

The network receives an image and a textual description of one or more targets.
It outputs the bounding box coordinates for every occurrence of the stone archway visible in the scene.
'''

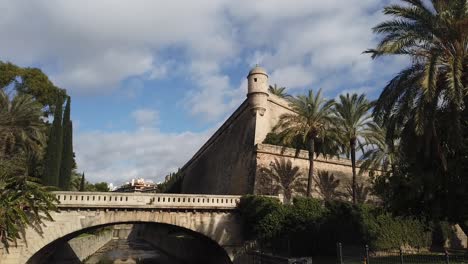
[28,221,234,264]
[1,209,245,264]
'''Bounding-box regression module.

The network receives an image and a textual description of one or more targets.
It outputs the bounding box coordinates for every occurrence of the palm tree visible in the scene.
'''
[0,156,57,250]
[259,158,307,202]
[365,0,468,170]
[359,125,399,176]
[332,93,378,204]
[315,170,341,201]
[345,181,369,204]
[0,90,46,159]
[274,89,335,197]
[268,84,289,98]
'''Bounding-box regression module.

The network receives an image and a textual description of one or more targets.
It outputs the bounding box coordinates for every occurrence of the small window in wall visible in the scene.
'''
[254,78,257,82]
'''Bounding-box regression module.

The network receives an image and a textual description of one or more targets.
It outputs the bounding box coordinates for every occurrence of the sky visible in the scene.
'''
[0,0,408,186]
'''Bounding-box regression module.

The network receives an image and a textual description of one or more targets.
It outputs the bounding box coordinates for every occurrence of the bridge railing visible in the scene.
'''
[53,191,241,210]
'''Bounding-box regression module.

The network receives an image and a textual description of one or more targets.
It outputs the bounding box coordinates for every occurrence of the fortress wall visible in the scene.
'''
[254,94,293,144]
[180,101,258,195]
[178,66,377,196]
[254,144,372,199]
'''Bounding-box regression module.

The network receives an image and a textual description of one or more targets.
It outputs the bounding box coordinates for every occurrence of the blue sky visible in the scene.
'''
[0,0,407,185]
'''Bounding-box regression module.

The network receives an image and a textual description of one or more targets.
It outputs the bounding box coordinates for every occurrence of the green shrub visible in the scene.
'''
[238,195,284,240]
[366,213,431,250]
[285,197,327,233]
[238,195,433,256]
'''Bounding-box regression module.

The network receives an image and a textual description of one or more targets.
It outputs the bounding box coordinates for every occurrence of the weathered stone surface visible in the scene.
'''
[130,223,232,263]
[180,66,376,197]
[445,224,468,249]
[181,101,258,195]
[0,192,245,264]
[254,143,372,200]
[48,229,113,263]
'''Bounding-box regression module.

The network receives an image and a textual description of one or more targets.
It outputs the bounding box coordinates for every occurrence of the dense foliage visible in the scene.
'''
[0,140,58,250]
[264,0,468,223]
[1,61,75,189]
[238,196,433,257]
[158,169,184,193]
[365,0,468,222]
[67,172,110,192]
[257,158,307,202]
[0,61,76,249]
[59,97,73,190]
[43,95,63,186]
[273,89,335,197]
[331,94,378,204]
[268,84,289,98]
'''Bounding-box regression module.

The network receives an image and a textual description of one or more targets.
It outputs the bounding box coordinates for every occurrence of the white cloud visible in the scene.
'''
[75,128,210,185]
[0,0,234,92]
[270,65,315,90]
[131,109,159,128]
[0,0,406,120]
[2,0,412,182]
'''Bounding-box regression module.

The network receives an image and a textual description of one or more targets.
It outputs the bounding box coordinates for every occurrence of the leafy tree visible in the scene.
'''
[345,182,370,204]
[79,173,85,192]
[268,84,289,98]
[314,170,341,201]
[365,0,468,173]
[59,97,73,190]
[0,61,66,116]
[274,89,335,197]
[0,156,57,250]
[0,90,46,159]
[365,0,468,220]
[159,169,184,193]
[0,62,21,89]
[42,95,64,187]
[332,93,378,203]
[92,182,110,192]
[258,158,307,203]
[237,195,285,240]
[359,125,398,175]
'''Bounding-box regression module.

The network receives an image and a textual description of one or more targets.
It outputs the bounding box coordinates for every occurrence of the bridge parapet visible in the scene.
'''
[54,191,241,210]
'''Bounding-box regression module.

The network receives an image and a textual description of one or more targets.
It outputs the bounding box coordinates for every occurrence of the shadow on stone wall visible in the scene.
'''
[28,238,81,264]
[129,223,232,264]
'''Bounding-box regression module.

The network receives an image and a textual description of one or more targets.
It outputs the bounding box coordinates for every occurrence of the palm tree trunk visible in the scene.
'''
[307,137,315,197]
[351,139,357,204]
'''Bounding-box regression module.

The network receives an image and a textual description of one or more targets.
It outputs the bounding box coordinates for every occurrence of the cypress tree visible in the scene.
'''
[79,173,85,192]
[42,95,64,186]
[59,96,73,190]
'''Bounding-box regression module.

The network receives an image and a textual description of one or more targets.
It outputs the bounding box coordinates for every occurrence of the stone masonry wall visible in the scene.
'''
[181,101,257,195]
[254,144,373,201]
[54,229,113,262]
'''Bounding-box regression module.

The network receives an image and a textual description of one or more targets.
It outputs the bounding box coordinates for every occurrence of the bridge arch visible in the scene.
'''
[0,192,246,264]
[28,220,233,264]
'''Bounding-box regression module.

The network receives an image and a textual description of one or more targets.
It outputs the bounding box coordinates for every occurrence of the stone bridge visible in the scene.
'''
[0,191,249,264]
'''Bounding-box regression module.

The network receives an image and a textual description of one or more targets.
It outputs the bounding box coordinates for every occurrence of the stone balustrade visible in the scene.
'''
[53,191,241,210]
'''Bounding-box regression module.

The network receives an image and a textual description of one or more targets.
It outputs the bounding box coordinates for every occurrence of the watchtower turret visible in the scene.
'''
[246,65,269,116]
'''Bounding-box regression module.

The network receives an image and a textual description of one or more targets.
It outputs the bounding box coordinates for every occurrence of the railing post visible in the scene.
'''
[337,242,343,264]
[445,249,450,264]
[365,244,370,264]
[399,247,404,264]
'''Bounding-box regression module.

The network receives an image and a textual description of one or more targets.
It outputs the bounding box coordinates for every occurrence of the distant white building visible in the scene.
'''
[114,178,157,192]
